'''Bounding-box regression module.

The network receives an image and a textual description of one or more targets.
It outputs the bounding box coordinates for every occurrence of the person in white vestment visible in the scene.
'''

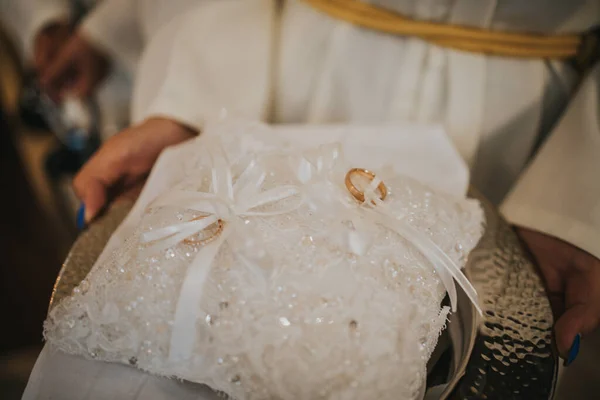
[23,0,600,398]
[0,0,205,139]
[0,0,130,138]
[30,0,202,100]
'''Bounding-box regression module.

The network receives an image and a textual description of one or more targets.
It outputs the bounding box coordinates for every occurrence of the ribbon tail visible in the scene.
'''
[241,186,302,216]
[141,216,218,243]
[168,227,231,363]
[139,217,220,258]
[140,227,202,258]
[209,144,234,201]
[346,218,374,256]
[378,216,481,315]
[150,190,219,211]
[233,160,266,200]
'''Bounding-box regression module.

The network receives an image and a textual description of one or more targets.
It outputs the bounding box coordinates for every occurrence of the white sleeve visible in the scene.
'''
[79,0,142,72]
[23,344,220,400]
[0,0,71,60]
[501,62,600,260]
[134,0,276,131]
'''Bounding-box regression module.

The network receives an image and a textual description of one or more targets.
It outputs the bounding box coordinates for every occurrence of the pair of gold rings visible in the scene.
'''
[183,168,386,245]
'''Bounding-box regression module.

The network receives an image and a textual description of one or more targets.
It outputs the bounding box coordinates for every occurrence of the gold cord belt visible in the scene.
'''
[302,0,598,67]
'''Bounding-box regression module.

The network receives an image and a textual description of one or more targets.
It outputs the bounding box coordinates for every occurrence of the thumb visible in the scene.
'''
[554,304,590,358]
[70,67,96,99]
[554,256,600,363]
[76,178,108,224]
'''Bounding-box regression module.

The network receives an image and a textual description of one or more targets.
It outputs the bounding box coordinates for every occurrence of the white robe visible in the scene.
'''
[136,0,600,262]
[79,0,203,137]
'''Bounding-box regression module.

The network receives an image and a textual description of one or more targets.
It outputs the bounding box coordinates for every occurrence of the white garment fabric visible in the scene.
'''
[500,63,600,262]
[136,0,600,262]
[80,0,205,73]
[24,345,220,400]
[0,0,70,61]
[75,0,209,137]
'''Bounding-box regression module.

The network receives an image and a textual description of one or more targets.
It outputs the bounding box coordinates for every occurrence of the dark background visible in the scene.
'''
[0,27,73,398]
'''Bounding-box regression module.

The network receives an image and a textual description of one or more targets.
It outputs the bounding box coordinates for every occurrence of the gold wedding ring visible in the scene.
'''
[183,216,225,245]
[345,168,388,203]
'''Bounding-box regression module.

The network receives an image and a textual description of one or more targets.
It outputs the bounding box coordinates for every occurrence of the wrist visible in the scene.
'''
[144,117,197,146]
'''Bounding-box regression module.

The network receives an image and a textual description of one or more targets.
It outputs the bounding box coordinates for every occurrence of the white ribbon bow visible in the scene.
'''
[292,144,481,315]
[141,145,301,362]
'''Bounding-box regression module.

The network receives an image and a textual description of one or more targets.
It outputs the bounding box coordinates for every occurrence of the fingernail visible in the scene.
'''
[76,204,86,230]
[564,333,581,366]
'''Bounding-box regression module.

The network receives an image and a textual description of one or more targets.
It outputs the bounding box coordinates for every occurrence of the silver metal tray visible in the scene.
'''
[49,189,557,399]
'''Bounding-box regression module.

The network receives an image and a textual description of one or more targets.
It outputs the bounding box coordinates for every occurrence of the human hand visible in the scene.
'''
[40,31,110,102]
[517,227,600,366]
[73,118,196,226]
[33,21,71,76]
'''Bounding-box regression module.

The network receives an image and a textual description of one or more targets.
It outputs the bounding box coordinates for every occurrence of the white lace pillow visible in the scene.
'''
[45,133,483,400]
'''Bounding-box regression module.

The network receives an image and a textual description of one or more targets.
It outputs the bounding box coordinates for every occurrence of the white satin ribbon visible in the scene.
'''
[292,145,481,315]
[367,186,480,315]
[290,144,377,256]
[141,145,302,362]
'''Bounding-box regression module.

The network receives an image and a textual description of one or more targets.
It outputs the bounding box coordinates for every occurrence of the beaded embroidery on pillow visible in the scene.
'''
[45,133,484,400]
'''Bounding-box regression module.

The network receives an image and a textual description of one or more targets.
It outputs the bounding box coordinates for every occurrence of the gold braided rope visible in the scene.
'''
[302,0,594,60]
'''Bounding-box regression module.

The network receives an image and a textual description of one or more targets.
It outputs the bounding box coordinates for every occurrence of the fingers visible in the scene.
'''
[34,37,53,73]
[72,119,193,226]
[79,179,108,223]
[40,37,79,101]
[516,227,600,364]
[72,139,125,223]
[69,69,96,99]
[554,262,600,360]
[69,57,108,99]
[33,23,70,75]
[554,305,593,358]
[73,160,110,224]
[40,34,109,102]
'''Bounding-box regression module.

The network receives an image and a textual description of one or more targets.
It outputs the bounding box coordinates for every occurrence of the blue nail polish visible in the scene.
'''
[76,204,86,230]
[565,333,581,366]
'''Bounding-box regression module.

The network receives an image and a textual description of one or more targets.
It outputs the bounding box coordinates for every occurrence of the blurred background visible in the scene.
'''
[0,2,127,397]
